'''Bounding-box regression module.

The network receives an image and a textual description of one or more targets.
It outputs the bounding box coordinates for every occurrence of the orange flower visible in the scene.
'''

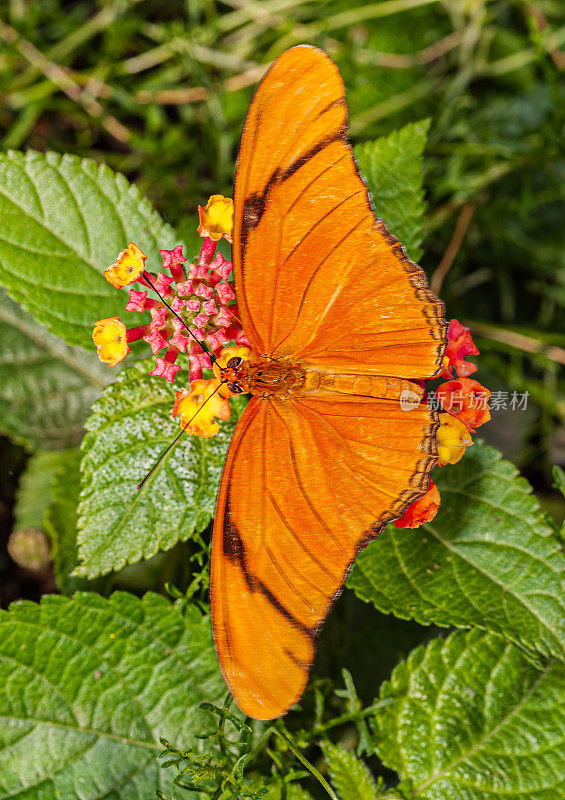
[104,242,147,289]
[436,378,491,433]
[393,482,440,529]
[197,195,234,242]
[172,378,231,437]
[92,317,130,367]
[438,319,479,379]
[436,412,473,466]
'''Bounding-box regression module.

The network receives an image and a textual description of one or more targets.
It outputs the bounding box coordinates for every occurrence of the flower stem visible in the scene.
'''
[271,728,339,800]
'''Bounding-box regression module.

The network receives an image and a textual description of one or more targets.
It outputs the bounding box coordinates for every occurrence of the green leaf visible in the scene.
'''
[0,150,178,348]
[323,743,379,800]
[354,120,429,262]
[14,449,73,531]
[374,630,565,800]
[0,592,225,799]
[263,784,314,800]
[42,449,96,594]
[552,465,565,500]
[0,287,110,447]
[77,360,245,578]
[552,466,565,544]
[348,443,565,661]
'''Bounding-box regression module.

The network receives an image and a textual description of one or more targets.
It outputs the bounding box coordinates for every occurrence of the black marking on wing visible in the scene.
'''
[223,498,255,591]
[279,124,347,183]
[256,580,314,642]
[242,191,267,234]
[240,176,276,257]
[239,124,347,258]
[223,494,314,643]
[284,648,309,671]
[315,96,346,119]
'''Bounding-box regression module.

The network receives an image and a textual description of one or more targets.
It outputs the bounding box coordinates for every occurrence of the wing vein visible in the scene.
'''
[267,486,339,581]
[267,152,349,350]
[271,402,344,552]
[264,544,315,608]
[274,212,365,355]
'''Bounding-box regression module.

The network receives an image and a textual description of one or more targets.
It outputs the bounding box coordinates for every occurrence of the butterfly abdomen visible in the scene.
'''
[311,371,425,402]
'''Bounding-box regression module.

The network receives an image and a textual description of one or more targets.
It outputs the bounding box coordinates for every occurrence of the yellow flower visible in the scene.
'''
[92,317,130,367]
[197,195,234,242]
[172,378,231,437]
[436,412,473,465]
[104,242,147,289]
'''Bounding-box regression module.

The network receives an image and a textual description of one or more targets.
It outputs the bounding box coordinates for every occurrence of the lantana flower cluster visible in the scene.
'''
[393,319,490,529]
[92,195,248,385]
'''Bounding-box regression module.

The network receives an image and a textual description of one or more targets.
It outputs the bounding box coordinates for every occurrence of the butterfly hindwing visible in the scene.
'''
[211,394,437,719]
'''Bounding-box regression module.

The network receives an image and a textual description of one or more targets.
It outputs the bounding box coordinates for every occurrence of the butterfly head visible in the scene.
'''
[224,356,247,394]
[214,346,256,395]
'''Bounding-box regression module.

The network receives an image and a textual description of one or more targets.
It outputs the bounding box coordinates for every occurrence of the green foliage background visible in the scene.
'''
[0,1,563,799]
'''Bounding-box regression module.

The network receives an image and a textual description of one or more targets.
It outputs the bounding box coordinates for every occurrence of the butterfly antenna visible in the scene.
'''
[137,380,228,492]
[142,271,219,366]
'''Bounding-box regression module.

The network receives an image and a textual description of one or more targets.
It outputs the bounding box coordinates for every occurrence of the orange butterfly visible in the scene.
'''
[210,45,447,719]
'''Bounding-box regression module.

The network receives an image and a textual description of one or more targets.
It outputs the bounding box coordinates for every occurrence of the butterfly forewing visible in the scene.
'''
[233,45,445,377]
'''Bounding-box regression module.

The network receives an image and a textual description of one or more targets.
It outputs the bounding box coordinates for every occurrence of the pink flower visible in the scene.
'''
[232,328,250,346]
[215,282,235,304]
[210,253,232,281]
[195,283,213,300]
[188,349,212,379]
[144,329,169,354]
[176,281,194,297]
[125,288,148,312]
[188,345,212,369]
[171,297,186,314]
[159,245,187,281]
[214,307,232,328]
[206,330,229,350]
[197,236,218,266]
[202,299,218,316]
[193,312,209,329]
[170,331,190,352]
[159,245,186,267]
[150,306,169,327]
[126,323,151,343]
[188,263,210,282]
[98,220,243,391]
[154,272,175,295]
[151,356,181,383]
